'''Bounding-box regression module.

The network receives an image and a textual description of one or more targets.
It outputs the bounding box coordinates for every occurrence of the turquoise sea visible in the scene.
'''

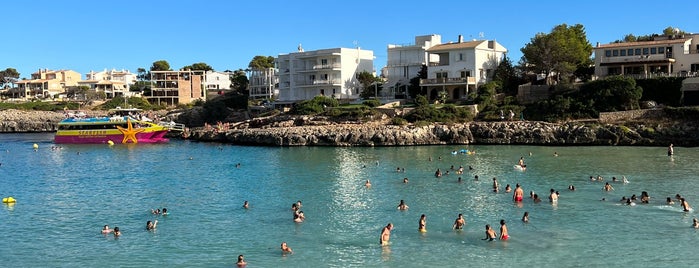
[1,133,698,267]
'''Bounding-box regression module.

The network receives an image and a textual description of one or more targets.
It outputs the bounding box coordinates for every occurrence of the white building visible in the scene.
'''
[204,70,233,92]
[80,69,137,98]
[385,34,441,98]
[276,46,374,102]
[594,33,699,79]
[421,36,508,101]
[248,67,278,99]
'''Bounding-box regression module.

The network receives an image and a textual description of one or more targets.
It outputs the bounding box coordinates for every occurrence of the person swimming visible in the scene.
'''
[146,220,157,230]
[522,212,529,223]
[113,226,121,237]
[280,242,293,254]
[397,200,409,210]
[365,179,372,188]
[236,254,247,267]
[101,225,113,234]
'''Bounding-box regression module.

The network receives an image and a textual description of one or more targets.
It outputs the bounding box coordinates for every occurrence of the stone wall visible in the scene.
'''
[598,109,665,123]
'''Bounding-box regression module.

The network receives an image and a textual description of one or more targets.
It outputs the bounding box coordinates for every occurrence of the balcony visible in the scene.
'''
[313,63,341,70]
[420,77,475,86]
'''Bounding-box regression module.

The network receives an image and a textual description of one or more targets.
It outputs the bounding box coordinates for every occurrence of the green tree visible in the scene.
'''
[136,68,148,81]
[150,60,171,71]
[248,56,275,69]
[182,62,213,72]
[578,75,643,112]
[520,24,593,85]
[0,68,20,88]
[408,65,427,98]
[230,69,249,95]
[493,55,522,95]
[356,71,381,98]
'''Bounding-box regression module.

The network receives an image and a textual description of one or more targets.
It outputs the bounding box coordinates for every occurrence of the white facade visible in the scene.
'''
[248,67,278,99]
[385,34,441,98]
[421,37,508,100]
[85,69,137,90]
[204,71,232,91]
[594,34,699,78]
[276,47,374,102]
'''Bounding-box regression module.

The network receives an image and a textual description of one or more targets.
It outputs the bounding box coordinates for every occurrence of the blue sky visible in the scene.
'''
[3,0,697,79]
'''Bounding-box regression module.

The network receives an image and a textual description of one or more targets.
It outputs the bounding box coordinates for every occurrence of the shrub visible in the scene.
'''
[363,98,381,108]
[391,117,408,125]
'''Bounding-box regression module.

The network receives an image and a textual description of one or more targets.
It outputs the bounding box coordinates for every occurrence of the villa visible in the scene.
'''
[12,69,81,99]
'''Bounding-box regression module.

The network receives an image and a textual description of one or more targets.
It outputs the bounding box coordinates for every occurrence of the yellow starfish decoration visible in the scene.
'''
[116,118,145,144]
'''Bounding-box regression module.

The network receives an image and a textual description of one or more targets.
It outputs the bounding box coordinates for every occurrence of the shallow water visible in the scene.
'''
[1,133,698,267]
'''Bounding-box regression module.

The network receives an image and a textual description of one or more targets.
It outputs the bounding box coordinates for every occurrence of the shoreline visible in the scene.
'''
[1,109,697,147]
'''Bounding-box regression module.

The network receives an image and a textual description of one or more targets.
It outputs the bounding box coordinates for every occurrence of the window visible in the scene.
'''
[627,49,633,55]
[436,72,448,79]
[612,50,619,56]
[635,48,641,55]
[460,71,471,77]
[620,50,626,56]
[321,59,327,65]
[650,47,657,54]
[658,47,665,54]
[459,53,463,61]
[605,50,611,57]
[309,75,315,80]
[643,48,649,55]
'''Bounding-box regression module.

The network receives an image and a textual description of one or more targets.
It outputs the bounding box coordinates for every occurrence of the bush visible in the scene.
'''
[363,98,381,108]
[390,117,408,125]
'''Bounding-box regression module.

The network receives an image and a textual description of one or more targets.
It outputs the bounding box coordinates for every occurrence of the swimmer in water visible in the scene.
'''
[397,200,409,210]
[365,179,372,188]
[280,242,293,254]
[499,220,509,240]
[522,212,529,223]
[492,177,499,193]
[453,214,465,230]
[513,184,524,202]
[236,255,247,267]
[681,198,692,212]
[380,223,393,245]
[505,184,512,193]
[603,182,614,191]
[693,218,699,229]
[483,224,497,241]
[101,225,113,234]
[243,201,249,209]
[403,177,409,184]
[418,214,427,232]
[666,197,675,205]
[113,227,121,237]
[146,220,158,230]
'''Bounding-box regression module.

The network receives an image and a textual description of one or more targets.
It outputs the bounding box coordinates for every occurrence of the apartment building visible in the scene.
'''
[13,69,81,99]
[276,46,374,102]
[385,34,441,98]
[594,33,699,79]
[78,69,137,98]
[248,67,278,99]
[147,70,205,106]
[421,36,507,101]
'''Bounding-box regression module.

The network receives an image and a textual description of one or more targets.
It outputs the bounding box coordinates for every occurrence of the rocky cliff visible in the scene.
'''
[0,109,65,132]
[188,116,699,147]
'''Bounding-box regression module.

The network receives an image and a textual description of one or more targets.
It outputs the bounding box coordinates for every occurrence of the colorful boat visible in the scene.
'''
[54,109,183,144]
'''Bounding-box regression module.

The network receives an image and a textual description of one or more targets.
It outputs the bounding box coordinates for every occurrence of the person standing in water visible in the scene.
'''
[499,220,509,240]
[668,143,674,156]
[418,214,427,232]
[483,224,497,241]
[380,223,394,245]
[453,214,466,230]
[513,184,524,202]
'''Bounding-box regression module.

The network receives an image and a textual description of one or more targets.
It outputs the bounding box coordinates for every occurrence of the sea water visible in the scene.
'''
[0,133,698,267]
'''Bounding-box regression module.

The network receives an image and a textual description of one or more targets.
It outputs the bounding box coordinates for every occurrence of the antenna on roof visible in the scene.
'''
[479,32,485,39]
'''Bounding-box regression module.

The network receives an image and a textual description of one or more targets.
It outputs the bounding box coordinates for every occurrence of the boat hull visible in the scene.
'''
[54,116,171,144]
[54,130,170,144]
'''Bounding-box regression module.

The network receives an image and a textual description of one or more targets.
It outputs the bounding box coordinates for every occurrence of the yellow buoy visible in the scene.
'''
[2,197,16,203]
[33,143,39,150]
[107,140,114,146]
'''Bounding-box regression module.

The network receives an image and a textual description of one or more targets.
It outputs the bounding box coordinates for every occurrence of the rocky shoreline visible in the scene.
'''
[1,110,696,147]
[187,115,699,147]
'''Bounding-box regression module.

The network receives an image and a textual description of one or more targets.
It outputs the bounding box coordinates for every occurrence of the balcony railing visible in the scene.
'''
[313,63,341,70]
[420,77,476,85]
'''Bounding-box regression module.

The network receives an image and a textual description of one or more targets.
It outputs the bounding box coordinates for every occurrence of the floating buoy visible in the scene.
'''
[2,197,16,203]
[107,140,114,146]
[33,144,39,150]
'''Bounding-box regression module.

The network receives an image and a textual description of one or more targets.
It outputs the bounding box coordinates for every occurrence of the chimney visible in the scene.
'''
[596,42,600,47]
[458,35,463,43]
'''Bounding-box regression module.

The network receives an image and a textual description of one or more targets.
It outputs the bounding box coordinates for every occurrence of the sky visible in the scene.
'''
[3,0,697,79]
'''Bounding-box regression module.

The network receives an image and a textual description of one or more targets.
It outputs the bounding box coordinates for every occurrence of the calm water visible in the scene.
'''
[1,133,698,267]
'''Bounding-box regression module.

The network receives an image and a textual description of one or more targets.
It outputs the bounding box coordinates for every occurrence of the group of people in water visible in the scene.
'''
[101,207,167,238]
[221,144,691,266]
